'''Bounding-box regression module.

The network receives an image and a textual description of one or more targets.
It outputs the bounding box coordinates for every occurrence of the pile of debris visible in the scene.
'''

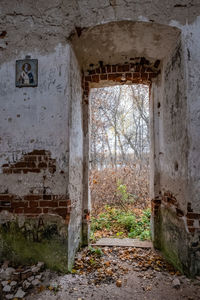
[0,261,46,299]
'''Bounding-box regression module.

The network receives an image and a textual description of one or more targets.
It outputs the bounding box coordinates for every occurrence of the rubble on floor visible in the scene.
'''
[0,261,56,300]
[1,246,200,300]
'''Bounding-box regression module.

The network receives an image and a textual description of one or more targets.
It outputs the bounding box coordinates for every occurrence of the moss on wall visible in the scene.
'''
[154,205,191,276]
[0,213,68,273]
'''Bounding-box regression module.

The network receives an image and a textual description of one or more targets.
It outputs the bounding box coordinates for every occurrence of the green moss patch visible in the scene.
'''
[0,217,68,273]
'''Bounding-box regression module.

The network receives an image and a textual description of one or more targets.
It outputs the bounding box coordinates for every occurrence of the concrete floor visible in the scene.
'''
[27,245,200,300]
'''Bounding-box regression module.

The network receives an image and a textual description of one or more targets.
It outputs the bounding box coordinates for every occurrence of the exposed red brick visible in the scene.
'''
[29,201,39,208]
[141,66,146,73]
[100,74,107,80]
[112,65,117,72]
[84,86,89,92]
[91,75,99,83]
[125,73,132,80]
[26,214,39,218]
[38,162,47,168]
[188,227,195,233]
[88,69,95,75]
[3,169,12,174]
[2,163,9,167]
[85,76,91,81]
[12,201,28,208]
[59,201,68,206]
[23,168,40,173]
[24,156,37,162]
[43,195,52,200]
[187,219,194,226]
[146,67,154,72]
[43,208,48,213]
[132,72,140,79]
[14,162,27,168]
[141,73,148,80]
[0,194,14,200]
[66,199,71,206]
[25,162,36,168]
[13,169,22,174]
[117,65,123,72]
[132,79,141,84]
[108,73,121,81]
[40,201,58,207]
[24,195,41,201]
[106,65,111,72]
[24,207,42,214]
[44,155,51,161]
[187,213,200,219]
[101,67,106,73]
[123,65,130,72]
[95,68,100,74]
[14,207,24,213]
[135,64,141,72]
[65,214,70,224]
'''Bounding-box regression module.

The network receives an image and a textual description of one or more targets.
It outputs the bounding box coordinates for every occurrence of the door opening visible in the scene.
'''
[89,84,151,243]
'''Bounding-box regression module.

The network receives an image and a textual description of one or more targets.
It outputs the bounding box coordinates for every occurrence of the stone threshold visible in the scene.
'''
[92,238,153,248]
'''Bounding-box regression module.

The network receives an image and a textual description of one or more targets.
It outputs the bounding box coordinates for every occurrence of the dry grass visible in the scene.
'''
[90,164,150,216]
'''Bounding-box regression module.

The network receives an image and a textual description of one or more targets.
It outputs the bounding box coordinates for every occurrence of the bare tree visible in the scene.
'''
[90,84,149,170]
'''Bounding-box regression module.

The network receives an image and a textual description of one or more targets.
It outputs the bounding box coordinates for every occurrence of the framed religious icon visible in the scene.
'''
[16,58,38,87]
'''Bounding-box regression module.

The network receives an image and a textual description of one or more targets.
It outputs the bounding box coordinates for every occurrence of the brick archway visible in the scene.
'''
[82,60,160,98]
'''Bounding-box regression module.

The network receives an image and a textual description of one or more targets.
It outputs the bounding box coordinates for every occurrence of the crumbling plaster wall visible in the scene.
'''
[0,0,200,274]
[186,16,200,213]
[160,42,188,211]
[0,40,84,271]
[0,45,70,183]
[150,39,190,272]
[0,43,75,271]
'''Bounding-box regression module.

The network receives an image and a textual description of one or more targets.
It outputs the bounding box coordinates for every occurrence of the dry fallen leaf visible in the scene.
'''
[116,279,122,287]
[105,261,111,267]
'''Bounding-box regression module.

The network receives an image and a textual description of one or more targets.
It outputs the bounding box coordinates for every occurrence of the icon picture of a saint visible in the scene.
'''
[16,59,38,87]
[19,63,34,85]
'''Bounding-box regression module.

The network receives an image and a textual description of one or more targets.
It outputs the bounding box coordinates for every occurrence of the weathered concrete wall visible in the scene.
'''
[67,48,83,270]
[150,21,200,275]
[0,0,200,276]
[0,44,73,271]
[0,45,70,171]
[150,39,189,272]
[160,42,188,211]
[186,16,200,213]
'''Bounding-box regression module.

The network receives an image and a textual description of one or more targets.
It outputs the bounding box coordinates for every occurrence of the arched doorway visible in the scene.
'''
[70,20,195,275]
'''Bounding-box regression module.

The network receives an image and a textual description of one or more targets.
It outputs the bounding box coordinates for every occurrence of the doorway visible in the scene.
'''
[89,84,151,243]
